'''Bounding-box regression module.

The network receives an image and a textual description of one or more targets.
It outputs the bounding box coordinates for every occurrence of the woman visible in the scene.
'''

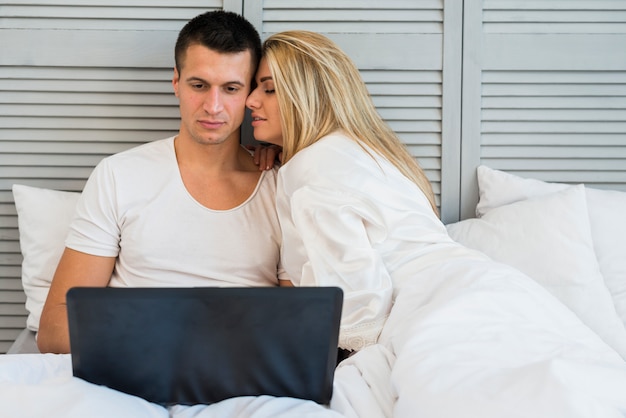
[245,30,458,350]
[245,30,626,416]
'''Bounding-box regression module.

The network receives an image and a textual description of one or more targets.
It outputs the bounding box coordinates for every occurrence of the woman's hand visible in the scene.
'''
[246,144,283,170]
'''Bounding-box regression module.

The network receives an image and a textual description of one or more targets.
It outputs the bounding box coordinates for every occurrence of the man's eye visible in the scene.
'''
[226,86,240,93]
[191,83,205,89]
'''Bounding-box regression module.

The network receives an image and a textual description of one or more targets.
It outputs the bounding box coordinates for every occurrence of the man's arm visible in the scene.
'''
[37,248,116,354]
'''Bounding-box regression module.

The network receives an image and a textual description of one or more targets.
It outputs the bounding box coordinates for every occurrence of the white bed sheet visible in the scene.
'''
[0,353,346,418]
[2,249,626,417]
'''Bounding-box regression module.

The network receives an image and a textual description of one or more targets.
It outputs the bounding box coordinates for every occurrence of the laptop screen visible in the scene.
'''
[67,286,343,405]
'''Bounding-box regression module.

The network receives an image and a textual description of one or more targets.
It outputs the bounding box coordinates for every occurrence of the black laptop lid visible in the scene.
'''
[66,286,343,406]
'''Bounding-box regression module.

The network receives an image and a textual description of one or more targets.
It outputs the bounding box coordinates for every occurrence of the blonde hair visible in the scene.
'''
[263,30,438,216]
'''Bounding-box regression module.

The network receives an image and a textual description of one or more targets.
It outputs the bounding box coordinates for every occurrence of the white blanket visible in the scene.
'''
[380,254,626,417]
[2,252,626,417]
[0,353,343,418]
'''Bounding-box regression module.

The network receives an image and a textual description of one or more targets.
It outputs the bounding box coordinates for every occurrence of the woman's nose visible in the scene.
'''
[246,89,259,109]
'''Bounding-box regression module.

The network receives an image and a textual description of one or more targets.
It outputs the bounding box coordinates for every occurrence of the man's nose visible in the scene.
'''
[204,88,223,114]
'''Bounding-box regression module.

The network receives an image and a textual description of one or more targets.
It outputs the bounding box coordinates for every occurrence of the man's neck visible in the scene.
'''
[174,132,247,175]
[173,131,262,210]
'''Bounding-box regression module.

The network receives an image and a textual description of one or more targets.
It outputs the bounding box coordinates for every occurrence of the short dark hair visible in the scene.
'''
[174,10,262,76]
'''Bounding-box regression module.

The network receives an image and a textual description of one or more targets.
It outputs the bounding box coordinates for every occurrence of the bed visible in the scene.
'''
[2,165,626,417]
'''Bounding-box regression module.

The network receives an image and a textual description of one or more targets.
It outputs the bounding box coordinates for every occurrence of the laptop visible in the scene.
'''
[66,286,343,406]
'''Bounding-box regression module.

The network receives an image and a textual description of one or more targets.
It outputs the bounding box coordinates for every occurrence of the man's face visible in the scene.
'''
[173,44,254,146]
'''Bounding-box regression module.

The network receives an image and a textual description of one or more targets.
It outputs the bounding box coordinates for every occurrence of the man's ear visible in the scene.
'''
[172,67,180,97]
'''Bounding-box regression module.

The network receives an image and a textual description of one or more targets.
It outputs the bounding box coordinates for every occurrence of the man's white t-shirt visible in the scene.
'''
[66,136,286,288]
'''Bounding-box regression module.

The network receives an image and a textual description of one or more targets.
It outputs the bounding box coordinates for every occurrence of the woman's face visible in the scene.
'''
[246,58,283,146]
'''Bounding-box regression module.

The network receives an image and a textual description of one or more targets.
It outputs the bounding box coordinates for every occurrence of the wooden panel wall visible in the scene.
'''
[0,0,229,353]
[1,0,625,352]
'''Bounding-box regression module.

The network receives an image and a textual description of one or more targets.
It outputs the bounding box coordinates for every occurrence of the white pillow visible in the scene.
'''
[476,165,626,329]
[12,184,80,331]
[447,184,626,359]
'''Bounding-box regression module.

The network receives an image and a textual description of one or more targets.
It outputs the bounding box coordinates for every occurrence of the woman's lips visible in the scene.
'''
[251,115,266,127]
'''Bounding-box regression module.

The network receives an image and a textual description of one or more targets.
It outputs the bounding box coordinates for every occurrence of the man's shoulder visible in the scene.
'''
[251,166,279,198]
[102,137,174,167]
[111,137,173,158]
[91,137,176,186]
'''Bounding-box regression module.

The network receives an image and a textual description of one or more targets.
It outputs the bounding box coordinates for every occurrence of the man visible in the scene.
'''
[37,11,286,354]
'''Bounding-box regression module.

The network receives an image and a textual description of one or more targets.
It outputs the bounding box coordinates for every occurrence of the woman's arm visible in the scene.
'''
[282,184,393,351]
